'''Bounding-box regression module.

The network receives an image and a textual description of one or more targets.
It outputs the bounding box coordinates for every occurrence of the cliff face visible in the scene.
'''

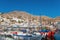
[0,11,60,22]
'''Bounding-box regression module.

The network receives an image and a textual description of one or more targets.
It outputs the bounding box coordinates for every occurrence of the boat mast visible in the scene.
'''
[27,15,31,34]
[40,13,42,28]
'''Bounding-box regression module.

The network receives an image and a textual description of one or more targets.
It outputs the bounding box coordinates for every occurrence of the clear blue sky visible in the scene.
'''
[0,0,60,18]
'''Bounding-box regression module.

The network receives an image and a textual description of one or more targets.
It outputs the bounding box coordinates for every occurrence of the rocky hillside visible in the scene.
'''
[0,11,60,22]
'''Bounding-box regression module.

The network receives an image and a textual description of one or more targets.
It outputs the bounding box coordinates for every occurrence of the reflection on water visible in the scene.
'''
[0,34,42,40]
[0,35,16,40]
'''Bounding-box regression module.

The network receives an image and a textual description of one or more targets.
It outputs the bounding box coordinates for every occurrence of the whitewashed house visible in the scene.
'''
[12,17,24,23]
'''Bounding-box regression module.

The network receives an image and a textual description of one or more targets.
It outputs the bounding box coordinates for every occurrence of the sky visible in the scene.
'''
[0,0,60,18]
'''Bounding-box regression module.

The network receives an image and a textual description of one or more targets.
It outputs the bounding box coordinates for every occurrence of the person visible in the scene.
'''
[47,31,55,40]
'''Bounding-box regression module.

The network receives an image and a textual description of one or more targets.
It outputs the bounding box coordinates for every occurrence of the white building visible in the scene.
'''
[12,17,24,22]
